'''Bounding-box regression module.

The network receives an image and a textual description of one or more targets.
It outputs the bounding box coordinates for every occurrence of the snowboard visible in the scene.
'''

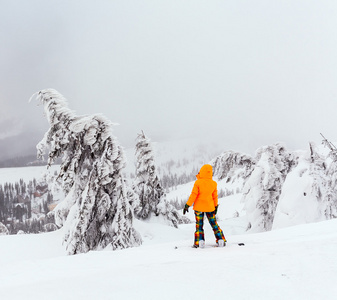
[174,242,245,249]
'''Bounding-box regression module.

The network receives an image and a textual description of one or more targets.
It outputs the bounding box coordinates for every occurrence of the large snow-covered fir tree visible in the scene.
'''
[30,89,141,254]
[133,131,188,228]
[242,143,297,232]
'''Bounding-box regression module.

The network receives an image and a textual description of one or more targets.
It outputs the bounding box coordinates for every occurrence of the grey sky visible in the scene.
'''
[1,0,337,156]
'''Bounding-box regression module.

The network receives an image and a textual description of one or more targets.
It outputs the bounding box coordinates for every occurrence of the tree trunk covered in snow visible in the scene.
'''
[323,146,337,219]
[31,89,141,254]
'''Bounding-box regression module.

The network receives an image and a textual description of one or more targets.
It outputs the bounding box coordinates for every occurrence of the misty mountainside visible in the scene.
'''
[0,129,46,167]
[124,137,225,189]
[0,132,223,170]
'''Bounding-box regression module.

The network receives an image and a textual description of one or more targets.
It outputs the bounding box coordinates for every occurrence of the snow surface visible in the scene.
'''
[1,202,337,299]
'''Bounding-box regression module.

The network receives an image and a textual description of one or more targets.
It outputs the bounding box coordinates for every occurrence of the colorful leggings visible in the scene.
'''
[194,211,226,246]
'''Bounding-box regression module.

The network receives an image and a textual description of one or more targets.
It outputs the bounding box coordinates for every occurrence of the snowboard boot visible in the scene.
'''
[217,240,226,247]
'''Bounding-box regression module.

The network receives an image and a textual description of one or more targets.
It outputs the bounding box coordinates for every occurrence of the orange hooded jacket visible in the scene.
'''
[186,164,218,212]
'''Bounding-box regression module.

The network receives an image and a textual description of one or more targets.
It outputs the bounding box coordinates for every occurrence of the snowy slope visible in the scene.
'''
[1,215,337,299]
[0,165,59,185]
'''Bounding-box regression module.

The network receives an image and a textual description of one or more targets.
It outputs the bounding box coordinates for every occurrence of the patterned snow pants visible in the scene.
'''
[194,211,226,246]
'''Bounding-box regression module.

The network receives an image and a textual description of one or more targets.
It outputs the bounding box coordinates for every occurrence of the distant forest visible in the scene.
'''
[0,155,46,168]
[0,177,57,234]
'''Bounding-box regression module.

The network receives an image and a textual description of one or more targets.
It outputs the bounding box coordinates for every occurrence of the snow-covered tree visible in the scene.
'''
[272,144,330,229]
[308,144,329,214]
[133,131,188,227]
[321,137,337,219]
[30,89,141,254]
[243,143,297,232]
[324,164,337,219]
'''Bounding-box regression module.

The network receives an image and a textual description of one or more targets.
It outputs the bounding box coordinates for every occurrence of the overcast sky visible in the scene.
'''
[1,0,337,155]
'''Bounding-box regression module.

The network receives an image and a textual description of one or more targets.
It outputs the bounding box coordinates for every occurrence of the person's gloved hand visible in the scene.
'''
[214,205,219,215]
[183,204,190,215]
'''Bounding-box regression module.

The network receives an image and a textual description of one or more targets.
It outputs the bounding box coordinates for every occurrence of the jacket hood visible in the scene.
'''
[198,164,213,179]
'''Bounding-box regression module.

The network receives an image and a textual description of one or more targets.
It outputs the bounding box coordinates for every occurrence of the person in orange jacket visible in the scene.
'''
[183,164,227,248]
